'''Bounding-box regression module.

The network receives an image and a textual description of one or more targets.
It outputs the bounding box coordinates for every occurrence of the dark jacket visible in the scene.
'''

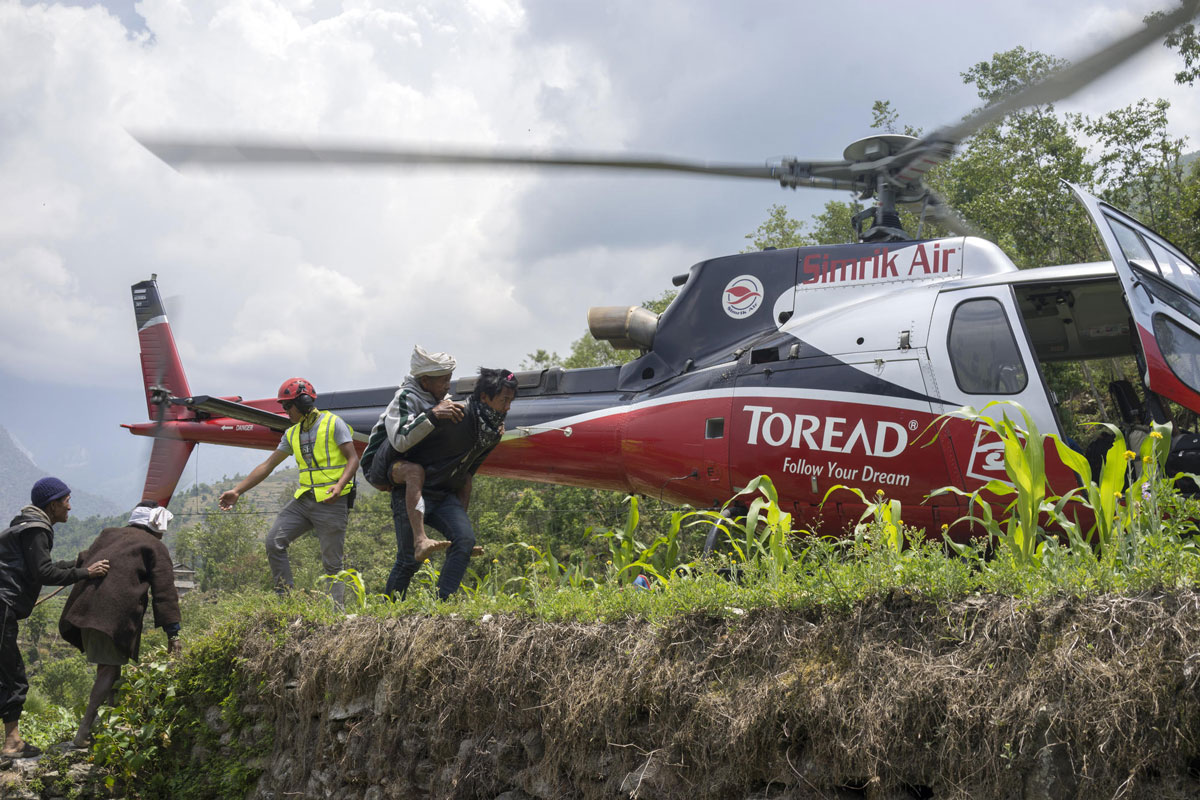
[0,508,88,619]
[58,526,181,661]
[388,398,503,495]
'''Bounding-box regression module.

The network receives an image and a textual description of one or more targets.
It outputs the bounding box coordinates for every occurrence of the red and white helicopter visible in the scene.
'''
[127,4,1200,537]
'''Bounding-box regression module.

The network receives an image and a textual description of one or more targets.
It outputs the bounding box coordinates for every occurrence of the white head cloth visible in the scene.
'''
[129,505,173,534]
[411,345,456,377]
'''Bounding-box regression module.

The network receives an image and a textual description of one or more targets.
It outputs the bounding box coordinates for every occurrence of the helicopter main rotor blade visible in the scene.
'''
[907,187,983,239]
[133,135,870,192]
[130,0,1197,233]
[138,137,808,181]
[891,0,1199,184]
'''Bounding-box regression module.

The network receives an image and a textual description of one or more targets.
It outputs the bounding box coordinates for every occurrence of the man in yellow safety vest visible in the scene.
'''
[218,378,359,605]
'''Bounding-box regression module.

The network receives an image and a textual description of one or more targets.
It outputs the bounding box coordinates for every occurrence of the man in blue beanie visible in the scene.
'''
[0,478,109,759]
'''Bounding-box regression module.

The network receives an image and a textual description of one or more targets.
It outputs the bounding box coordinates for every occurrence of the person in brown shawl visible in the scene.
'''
[58,502,182,749]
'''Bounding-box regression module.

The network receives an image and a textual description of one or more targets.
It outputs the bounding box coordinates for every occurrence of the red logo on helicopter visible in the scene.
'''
[723,275,764,319]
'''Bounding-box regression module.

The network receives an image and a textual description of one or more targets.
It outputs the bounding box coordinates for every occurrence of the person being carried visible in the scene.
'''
[218,377,359,606]
[0,478,109,759]
[383,367,517,601]
[58,502,182,750]
[362,345,465,564]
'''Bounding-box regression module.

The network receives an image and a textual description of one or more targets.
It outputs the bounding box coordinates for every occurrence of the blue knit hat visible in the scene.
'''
[31,477,71,509]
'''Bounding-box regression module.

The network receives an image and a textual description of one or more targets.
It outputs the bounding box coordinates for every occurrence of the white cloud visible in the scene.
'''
[0,244,123,376]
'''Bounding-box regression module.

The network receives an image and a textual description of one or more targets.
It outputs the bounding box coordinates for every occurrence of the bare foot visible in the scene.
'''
[471,546,485,557]
[414,538,451,563]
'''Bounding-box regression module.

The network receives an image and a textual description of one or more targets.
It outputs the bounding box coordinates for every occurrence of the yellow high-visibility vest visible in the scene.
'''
[286,411,355,499]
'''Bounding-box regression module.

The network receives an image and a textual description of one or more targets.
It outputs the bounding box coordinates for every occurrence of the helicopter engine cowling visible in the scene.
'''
[587,305,658,350]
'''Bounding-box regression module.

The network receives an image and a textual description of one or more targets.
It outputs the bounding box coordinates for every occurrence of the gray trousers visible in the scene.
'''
[265,492,348,606]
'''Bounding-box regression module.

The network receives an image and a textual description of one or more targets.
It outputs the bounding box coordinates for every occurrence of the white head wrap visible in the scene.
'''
[410,345,456,377]
[129,505,174,535]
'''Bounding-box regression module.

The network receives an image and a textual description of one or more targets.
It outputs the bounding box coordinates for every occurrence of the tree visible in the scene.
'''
[175,508,269,592]
[929,47,1101,267]
[870,100,922,138]
[742,204,812,252]
[1083,98,1190,242]
[1148,9,1199,86]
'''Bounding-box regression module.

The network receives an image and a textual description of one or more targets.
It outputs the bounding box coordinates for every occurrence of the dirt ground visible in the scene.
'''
[218,590,1200,799]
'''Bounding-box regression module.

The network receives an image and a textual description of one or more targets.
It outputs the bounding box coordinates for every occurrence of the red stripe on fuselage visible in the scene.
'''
[482,393,959,510]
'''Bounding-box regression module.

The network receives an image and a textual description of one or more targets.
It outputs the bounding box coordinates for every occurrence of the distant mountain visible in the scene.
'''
[0,426,121,521]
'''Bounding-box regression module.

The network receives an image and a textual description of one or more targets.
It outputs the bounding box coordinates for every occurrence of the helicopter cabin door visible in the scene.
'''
[1069,184,1200,415]
[927,285,1063,492]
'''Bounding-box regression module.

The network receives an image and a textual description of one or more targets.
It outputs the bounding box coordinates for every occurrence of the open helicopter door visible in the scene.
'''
[927,283,1070,496]
[1069,184,1200,416]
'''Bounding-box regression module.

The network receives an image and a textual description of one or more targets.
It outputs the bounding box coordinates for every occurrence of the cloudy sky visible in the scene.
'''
[2,0,1197,506]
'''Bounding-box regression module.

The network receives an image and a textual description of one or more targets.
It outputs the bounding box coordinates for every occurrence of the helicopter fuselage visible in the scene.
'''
[127,188,1200,537]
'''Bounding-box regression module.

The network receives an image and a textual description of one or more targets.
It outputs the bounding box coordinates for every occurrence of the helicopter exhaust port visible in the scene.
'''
[587,305,658,350]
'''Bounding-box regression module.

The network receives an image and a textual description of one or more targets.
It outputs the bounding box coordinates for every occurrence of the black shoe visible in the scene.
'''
[1,741,42,759]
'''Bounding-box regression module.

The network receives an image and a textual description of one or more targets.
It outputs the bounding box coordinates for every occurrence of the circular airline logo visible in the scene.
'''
[723,275,764,319]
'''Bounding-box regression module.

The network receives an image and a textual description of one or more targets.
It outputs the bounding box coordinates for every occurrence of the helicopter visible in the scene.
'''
[126,3,1200,537]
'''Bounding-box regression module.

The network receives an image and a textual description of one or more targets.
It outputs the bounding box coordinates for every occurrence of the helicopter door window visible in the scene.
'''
[1139,272,1200,325]
[948,298,1028,395]
[1146,238,1200,300]
[1152,316,1200,394]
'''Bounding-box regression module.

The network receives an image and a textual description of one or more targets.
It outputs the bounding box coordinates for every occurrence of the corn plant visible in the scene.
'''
[591,496,649,585]
[589,497,695,586]
[688,475,797,578]
[822,485,903,553]
[460,564,498,600]
[517,542,598,590]
[1052,421,1173,566]
[632,508,691,582]
[930,403,1059,567]
[320,568,368,610]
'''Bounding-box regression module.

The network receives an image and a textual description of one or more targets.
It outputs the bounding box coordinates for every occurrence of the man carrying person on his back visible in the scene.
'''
[362,345,465,564]
[382,367,517,601]
[218,378,359,606]
[0,478,109,759]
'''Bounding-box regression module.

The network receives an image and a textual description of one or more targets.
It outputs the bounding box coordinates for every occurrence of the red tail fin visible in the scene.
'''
[131,278,195,506]
[132,279,191,416]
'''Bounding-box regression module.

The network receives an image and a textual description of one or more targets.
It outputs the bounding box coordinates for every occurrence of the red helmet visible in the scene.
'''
[277,377,317,403]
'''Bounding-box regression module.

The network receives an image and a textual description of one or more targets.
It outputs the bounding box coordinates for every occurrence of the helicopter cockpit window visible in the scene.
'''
[948,298,1028,395]
[1153,315,1200,395]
